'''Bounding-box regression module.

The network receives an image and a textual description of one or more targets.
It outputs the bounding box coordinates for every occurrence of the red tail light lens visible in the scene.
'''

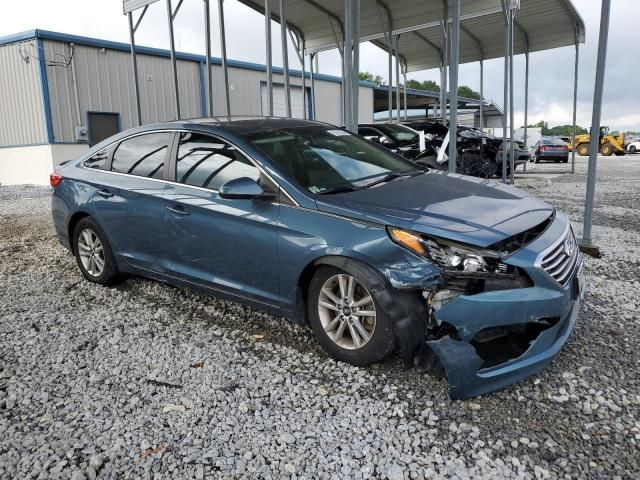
[50,173,63,187]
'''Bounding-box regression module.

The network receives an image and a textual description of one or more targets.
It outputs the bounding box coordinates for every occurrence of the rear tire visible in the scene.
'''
[629,145,637,153]
[577,144,590,156]
[307,266,396,366]
[72,217,119,286]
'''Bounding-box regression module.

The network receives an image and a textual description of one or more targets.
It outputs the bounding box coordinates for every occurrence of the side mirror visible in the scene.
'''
[379,136,393,145]
[219,177,275,200]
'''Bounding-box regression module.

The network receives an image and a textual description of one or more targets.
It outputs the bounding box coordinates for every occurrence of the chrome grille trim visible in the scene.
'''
[536,222,581,286]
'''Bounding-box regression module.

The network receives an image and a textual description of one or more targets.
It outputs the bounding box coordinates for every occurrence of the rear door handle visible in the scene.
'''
[96,189,113,198]
[166,205,190,216]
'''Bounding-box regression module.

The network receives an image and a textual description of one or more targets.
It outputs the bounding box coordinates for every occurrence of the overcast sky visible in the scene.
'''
[2,0,638,131]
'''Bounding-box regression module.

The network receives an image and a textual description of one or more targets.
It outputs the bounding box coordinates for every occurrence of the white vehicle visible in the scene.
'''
[626,140,640,153]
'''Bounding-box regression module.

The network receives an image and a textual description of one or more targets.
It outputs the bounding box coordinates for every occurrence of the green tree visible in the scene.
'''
[457,85,481,99]
[525,121,587,137]
[358,71,383,84]
[406,79,440,92]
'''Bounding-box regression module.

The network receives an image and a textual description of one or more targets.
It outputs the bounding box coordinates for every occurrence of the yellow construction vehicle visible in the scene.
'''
[569,126,626,156]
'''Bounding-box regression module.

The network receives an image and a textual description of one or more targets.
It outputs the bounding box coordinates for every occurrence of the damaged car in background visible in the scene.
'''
[400,119,528,179]
[51,117,585,399]
[358,122,426,161]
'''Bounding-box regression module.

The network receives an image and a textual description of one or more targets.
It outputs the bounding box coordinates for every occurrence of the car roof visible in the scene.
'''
[133,116,331,137]
[183,116,329,135]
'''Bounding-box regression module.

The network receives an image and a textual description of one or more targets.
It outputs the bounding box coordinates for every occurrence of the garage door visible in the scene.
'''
[261,83,306,118]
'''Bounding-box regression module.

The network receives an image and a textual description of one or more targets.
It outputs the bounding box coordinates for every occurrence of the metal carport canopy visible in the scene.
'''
[372,0,586,73]
[236,0,513,54]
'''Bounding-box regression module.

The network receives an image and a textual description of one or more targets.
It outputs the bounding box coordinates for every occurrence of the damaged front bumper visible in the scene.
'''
[423,213,584,399]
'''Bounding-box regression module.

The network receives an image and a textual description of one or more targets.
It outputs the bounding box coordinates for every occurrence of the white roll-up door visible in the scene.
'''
[261,83,305,118]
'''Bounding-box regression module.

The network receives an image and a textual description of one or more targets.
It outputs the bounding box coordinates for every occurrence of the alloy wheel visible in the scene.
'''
[77,228,105,277]
[317,274,376,350]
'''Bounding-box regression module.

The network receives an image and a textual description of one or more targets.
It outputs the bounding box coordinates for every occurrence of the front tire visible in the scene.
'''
[600,143,613,156]
[629,145,637,153]
[307,266,396,366]
[72,217,119,285]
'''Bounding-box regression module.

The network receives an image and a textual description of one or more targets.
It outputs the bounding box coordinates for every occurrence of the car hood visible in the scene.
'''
[315,171,553,247]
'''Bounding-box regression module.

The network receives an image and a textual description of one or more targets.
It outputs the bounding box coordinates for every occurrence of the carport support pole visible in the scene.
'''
[509,10,515,184]
[218,0,231,116]
[403,63,407,120]
[166,0,180,119]
[204,0,214,117]
[352,0,360,129]
[344,0,352,130]
[301,39,307,120]
[479,60,484,130]
[388,29,392,121]
[127,12,142,126]
[571,38,580,174]
[442,21,448,120]
[309,52,316,119]
[523,52,529,173]
[395,35,400,124]
[265,0,273,116]
[439,64,445,118]
[279,0,292,118]
[501,5,510,183]
[582,0,611,250]
[448,0,460,173]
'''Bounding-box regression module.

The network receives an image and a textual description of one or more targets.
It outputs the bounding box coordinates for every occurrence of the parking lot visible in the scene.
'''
[0,155,639,479]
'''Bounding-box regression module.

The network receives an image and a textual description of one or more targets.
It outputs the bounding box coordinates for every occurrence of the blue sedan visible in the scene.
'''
[51,117,584,399]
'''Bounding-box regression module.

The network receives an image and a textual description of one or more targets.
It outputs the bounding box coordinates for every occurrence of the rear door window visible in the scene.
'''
[111,132,172,179]
[175,132,260,190]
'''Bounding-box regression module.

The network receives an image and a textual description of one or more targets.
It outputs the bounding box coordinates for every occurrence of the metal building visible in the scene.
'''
[0,29,376,185]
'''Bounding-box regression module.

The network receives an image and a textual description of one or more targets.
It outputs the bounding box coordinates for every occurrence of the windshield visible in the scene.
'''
[377,124,419,142]
[245,126,421,194]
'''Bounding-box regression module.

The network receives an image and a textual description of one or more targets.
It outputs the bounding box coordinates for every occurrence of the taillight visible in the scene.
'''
[50,173,63,187]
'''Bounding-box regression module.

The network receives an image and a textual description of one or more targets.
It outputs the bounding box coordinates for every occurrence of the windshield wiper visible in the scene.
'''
[362,169,423,189]
[317,185,362,195]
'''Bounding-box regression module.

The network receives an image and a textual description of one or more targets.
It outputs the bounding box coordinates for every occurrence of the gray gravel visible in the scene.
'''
[1,155,639,479]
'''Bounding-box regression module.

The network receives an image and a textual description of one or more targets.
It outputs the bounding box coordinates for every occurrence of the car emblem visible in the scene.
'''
[564,238,574,257]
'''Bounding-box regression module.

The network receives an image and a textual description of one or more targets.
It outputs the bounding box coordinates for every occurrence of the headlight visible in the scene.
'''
[388,227,499,272]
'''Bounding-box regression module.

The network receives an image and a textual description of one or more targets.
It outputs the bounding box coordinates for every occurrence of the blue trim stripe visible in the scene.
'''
[198,61,207,116]
[0,29,372,88]
[35,33,54,143]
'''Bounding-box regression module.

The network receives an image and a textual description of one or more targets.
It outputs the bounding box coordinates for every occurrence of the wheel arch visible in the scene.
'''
[67,210,92,252]
[295,255,389,326]
[296,254,428,366]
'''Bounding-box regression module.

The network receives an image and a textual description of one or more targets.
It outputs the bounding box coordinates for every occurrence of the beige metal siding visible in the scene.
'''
[44,40,201,142]
[0,40,47,146]
[42,38,372,141]
[205,65,372,125]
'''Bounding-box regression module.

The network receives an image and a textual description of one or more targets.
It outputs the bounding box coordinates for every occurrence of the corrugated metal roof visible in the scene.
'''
[373,0,586,72]
[237,0,507,52]
[237,0,584,72]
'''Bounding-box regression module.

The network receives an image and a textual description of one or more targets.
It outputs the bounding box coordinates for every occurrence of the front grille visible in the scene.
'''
[489,212,555,254]
[540,228,581,285]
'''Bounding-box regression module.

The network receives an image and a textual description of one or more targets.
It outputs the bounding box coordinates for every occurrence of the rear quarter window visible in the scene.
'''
[83,146,113,170]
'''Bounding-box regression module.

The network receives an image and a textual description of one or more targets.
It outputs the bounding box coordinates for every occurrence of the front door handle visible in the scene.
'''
[96,189,113,198]
[166,205,190,216]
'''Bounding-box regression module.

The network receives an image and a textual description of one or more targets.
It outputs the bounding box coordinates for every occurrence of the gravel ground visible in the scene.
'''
[1,155,639,479]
